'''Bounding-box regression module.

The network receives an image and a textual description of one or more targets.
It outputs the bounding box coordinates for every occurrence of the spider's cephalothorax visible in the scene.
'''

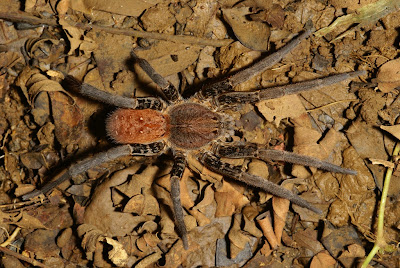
[23,29,364,250]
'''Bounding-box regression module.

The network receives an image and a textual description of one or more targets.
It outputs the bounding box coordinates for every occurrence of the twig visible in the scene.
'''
[0,11,233,47]
[361,142,400,267]
[305,99,358,113]
[0,227,21,247]
[0,246,48,267]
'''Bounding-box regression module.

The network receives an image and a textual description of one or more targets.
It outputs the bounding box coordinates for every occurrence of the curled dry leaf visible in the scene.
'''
[272,195,291,244]
[25,37,65,65]
[84,164,157,237]
[256,211,279,249]
[16,68,84,146]
[104,237,128,267]
[214,180,249,217]
[59,18,97,55]
[222,7,270,51]
[376,58,400,93]
[228,214,251,259]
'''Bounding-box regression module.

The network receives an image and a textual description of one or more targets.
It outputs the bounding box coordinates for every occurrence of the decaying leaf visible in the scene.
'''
[104,237,129,267]
[376,58,400,93]
[228,214,251,259]
[310,250,337,268]
[16,68,84,146]
[84,164,157,237]
[381,124,400,141]
[257,94,306,126]
[69,0,160,17]
[214,180,249,217]
[222,7,270,51]
[256,211,279,249]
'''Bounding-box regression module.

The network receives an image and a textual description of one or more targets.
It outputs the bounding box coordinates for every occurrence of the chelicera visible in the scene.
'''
[23,28,363,250]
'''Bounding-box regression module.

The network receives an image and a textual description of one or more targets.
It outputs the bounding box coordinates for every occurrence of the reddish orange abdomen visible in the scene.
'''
[106,109,169,144]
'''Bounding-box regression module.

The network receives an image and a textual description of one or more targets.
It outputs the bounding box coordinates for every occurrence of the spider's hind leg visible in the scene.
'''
[170,152,190,250]
[200,152,322,214]
[215,142,356,175]
[22,142,165,200]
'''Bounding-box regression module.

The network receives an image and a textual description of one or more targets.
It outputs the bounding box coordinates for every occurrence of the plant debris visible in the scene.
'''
[0,0,400,267]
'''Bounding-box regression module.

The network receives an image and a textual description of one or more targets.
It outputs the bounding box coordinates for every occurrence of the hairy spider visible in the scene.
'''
[23,29,362,250]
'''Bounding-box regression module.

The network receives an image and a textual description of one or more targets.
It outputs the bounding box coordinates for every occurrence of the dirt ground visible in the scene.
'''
[0,0,400,267]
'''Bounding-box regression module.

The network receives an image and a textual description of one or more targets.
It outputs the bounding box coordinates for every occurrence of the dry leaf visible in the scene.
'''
[69,0,159,17]
[222,7,270,51]
[376,58,400,93]
[256,212,278,249]
[214,180,249,217]
[337,244,365,267]
[310,250,337,268]
[292,227,325,256]
[228,214,251,259]
[257,94,306,126]
[381,124,400,141]
[272,195,290,244]
[104,237,128,267]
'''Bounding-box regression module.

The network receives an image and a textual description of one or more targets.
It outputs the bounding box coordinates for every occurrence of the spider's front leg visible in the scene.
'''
[199,152,322,214]
[22,142,165,200]
[215,142,356,175]
[215,70,366,107]
[169,152,189,250]
[200,29,313,99]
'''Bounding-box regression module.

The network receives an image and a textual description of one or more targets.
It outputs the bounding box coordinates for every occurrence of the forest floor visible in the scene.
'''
[0,0,400,267]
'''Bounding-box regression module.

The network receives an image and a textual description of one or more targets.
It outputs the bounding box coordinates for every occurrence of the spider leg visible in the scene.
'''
[22,142,165,200]
[200,152,322,214]
[200,29,313,99]
[215,70,366,107]
[64,75,164,110]
[170,152,189,250]
[131,51,182,103]
[215,142,356,175]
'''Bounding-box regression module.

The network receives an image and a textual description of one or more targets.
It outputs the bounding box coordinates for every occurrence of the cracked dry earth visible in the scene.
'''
[0,0,400,267]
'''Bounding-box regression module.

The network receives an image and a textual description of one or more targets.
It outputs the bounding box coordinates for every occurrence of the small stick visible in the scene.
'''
[0,246,48,268]
[0,227,21,247]
[0,11,233,47]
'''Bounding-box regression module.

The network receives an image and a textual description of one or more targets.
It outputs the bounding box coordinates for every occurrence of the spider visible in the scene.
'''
[23,28,363,250]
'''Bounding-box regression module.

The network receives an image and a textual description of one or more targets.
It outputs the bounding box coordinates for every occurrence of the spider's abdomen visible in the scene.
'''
[168,103,221,149]
[106,109,169,144]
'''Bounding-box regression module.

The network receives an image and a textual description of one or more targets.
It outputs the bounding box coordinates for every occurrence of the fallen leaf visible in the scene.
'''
[228,214,251,259]
[69,0,160,17]
[310,250,337,268]
[257,94,306,126]
[222,7,270,51]
[214,180,249,217]
[376,58,400,93]
[256,211,278,249]
[104,237,128,267]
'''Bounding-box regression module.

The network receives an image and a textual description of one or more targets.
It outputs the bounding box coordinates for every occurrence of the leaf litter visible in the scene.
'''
[0,0,400,267]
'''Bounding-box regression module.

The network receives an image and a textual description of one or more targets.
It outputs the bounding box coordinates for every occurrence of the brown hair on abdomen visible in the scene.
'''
[106,109,169,144]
